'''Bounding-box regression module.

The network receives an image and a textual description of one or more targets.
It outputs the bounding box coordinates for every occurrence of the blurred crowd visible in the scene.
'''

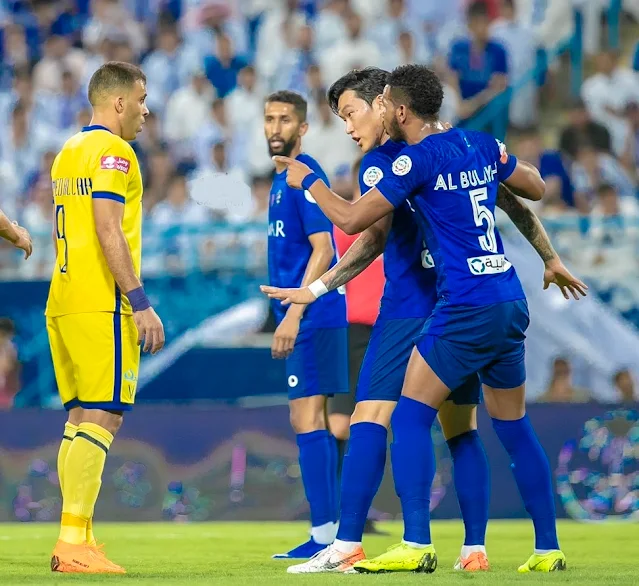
[0,0,638,406]
[0,0,636,279]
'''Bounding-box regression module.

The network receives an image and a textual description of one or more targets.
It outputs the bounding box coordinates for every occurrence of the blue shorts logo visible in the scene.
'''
[287,375,299,388]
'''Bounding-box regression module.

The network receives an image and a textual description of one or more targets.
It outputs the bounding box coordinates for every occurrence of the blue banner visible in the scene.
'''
[0,404,636,523]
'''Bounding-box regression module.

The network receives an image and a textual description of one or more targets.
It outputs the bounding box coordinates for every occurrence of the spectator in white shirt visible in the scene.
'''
[83,0,147,57]
[304,97,359,181]
[163,68,216,152]
[255,0,306,89]
[314,0,349,52]
[21,177,55,279]
[582,50,639,156]
[189,1,249,63]
[32,35,87,94]
[226,65,263,132]
[142,21,200,117]
[372,0,430,67]
[490,0,539,129]
[572,144,637,207]
[320,11,382,85]
[621,102,639,181]
[192,98,242,170]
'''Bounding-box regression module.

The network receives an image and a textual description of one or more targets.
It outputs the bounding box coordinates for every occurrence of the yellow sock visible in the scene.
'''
[59,422,113,545]
[57,422,78,494]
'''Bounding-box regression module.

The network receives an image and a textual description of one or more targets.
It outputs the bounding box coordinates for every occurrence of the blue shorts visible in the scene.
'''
[356,318,481,406]
[286,327,349,400]
[415,299,529,394]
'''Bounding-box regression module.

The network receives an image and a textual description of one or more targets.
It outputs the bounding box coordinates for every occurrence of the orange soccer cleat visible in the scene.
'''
[50,540,126,574]
[454,551,490,572]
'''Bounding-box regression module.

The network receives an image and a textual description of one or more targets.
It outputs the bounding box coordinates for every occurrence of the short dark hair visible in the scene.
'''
[327,67,389,114]
[0,318,15,336]
[88,61,146,106]
[387,64,444,121]
[596,183,616,196]
[265,90,307,122]
[467,0,489,19]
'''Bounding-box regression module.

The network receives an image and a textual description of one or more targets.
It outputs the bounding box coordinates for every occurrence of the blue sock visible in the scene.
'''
[327,433,339,523]
[447,430,489,546]
[391,396,438,545]
[336,422,387,542]
[297,430,337,529]
[492,415,559,550]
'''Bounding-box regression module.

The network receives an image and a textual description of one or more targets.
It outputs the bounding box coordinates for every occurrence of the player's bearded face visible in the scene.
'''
[382,88,405,143]
[264,102,304,157]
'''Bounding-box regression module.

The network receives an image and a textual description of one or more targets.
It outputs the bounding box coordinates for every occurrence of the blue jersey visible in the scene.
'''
[359,140,436,319]
[268,153,347,329]
[375,128,525,306]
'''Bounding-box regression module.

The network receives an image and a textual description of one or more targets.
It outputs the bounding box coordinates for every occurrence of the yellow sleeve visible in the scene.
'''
[90,138,133,204]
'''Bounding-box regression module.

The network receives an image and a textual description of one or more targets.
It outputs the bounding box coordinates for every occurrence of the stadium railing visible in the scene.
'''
[5,216,639,407]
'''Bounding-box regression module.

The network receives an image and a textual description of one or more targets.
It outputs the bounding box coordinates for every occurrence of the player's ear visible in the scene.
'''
[298,121,309,137]
[372,95,384,116]
[115,96,125,114]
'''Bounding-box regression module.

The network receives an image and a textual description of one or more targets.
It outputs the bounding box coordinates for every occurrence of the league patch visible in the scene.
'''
[101,155,131,174]
[363,166,384,187]
[392,155,412,176]
[496,139,509,164]
[304,189,317,203]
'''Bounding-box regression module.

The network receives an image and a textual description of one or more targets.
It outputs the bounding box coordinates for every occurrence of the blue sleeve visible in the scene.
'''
[375,146,429,208]
[492,42,508,75]
[492,137,517,181]
[358,150,389,195]
[297,157,333,237]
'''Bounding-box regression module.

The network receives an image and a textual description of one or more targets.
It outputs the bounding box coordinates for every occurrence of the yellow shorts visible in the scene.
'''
[46,312,141,411]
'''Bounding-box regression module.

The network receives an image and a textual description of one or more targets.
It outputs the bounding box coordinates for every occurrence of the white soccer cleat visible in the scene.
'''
[286,544,366,574]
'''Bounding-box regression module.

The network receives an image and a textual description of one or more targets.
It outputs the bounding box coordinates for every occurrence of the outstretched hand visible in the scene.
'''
[260,284,317,306]
[272,156,313,189]
[543,258,588,300]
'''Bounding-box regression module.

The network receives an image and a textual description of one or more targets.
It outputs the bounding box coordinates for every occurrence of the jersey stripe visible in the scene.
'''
[93,191,125,204]
[113,288,122,403]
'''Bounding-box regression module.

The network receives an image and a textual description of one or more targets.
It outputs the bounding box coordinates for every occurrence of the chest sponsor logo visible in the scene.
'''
[270,189,282,206]
[467,254,512,275]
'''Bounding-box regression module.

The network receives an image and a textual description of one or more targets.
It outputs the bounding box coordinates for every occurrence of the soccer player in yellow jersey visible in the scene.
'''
[46,61,165,574]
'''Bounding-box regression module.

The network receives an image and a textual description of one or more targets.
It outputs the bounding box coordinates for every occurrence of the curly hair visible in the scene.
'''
[386,64,444,121]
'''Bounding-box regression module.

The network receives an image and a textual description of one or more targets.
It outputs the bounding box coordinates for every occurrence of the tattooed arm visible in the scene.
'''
[496,183,556,262]
[496,183,588,299]
[261,215,390,305]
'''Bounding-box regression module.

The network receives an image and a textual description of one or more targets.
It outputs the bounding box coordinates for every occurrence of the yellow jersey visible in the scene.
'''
[45,125,143,317]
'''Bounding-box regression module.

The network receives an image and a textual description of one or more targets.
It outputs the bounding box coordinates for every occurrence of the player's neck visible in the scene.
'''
[404,120,447,145]
[88,115,122,138]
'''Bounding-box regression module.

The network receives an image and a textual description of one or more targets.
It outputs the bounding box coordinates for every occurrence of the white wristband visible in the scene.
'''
[308,279,329,299]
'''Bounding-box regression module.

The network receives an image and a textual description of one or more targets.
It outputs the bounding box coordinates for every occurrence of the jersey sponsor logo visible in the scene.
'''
[392,155,412,176]
[100,155,131,174]
[270,189,282,206]
[304,189,317,203]
[467,254,512,275]
[362,166,384,187]
[268,220,286,237]
[496,139,509,164]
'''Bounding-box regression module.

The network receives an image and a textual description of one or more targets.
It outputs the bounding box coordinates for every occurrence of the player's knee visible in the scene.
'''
[350,400,395,428]
[81,409,124,436]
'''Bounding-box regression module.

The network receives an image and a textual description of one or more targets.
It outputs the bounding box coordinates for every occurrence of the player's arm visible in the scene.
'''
[496,184,587,300]
[502,160,545,201]
[270,230,335,359]
[0,207,32,258]
[262,216,389,305]
[274,156,395,234]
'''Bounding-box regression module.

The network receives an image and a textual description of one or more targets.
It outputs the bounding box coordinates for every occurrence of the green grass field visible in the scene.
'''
[0,521,636,585]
